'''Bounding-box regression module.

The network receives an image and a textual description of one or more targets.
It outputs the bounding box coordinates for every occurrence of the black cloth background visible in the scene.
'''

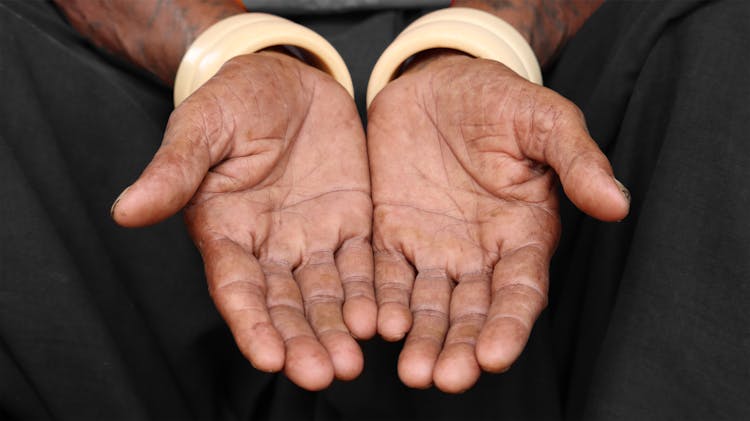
[0,0,748,420]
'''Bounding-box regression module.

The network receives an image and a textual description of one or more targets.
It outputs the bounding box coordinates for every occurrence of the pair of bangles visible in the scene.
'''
[173,8,543,108]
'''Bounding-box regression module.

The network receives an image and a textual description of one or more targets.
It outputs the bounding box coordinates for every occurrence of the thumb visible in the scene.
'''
[525,101,630,222]
[111,109,214,227]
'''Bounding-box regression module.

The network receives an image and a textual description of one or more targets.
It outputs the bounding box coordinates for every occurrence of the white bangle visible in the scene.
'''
[366,8,542,108]
[174,13,354,107]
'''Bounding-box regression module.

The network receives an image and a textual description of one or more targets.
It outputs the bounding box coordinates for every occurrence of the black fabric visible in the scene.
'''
[1,0,748,420]
[547,2,750,419]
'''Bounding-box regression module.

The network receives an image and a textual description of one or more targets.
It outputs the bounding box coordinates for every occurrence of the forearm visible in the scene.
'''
[452,0,603,66]
[52,0,245,84]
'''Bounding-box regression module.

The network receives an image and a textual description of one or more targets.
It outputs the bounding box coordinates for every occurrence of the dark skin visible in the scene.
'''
[369,52,628,392]
[53,0,626,392]
[56,0,376,391]
[52,0,245,84]
[454,0,604,66]
[369,0,627,392]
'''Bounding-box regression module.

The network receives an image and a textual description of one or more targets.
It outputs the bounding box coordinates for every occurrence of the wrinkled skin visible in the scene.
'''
[367,52,629,393]
[111,48,629,394]
[111,51,376,391]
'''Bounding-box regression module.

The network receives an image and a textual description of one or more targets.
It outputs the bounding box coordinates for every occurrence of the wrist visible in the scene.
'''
[255,47,305,62]
[367,8,541,106]
[52,0,246,85]
[148,2,246,84]
[173,13,354,106]
[452,0,603,66]
[400,49,471,76]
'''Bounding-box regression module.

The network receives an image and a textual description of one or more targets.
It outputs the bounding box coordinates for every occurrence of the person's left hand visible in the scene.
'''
[367,52,629,393]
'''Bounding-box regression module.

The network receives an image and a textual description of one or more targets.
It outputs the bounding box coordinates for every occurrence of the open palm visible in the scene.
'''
[368,53,629,393]
[112,52,375,391]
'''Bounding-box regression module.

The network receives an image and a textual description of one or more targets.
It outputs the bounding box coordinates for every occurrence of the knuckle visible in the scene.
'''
[411,307,449,320]
[268,302,304,316]
[520,93,586,159]
[178,86,237,142]
[531,101,566,137]
[210,279,265,299]
[341,274,372,284]
[316,326,350,338]
[341,276,374,293]
[406,331,444,344]
[339,236,370,252]
[446,337,478,349]
[305,293,344,306]
[376,281,410,293]
[345,292,376,304]
[169,104,212,146]
[450,311,486,326]
[304,250,335,265]
[492,282,548,309]
[527,91,583,135]
[282,332,317,345]
[485,313,531,330]
[377,298,408,307]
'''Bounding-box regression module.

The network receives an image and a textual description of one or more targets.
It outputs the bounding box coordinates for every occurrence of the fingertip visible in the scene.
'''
[237,325,286,373]
[110,186,147,228]
[564,168,631,222]
[284,337,335,391]
[610,177,631,221]
[377,303,412,341]
[548,118,631,222]
[344,297,378,339]
[397,349,435,389]
[250,353,285,373]
[373,251,415,339]
[246,344,286,373]
[475,319,526,373]
[110,186,129,219]
[337,240,377,339]
[335,358,364,382]
[582,175,630,222]
[320,332,364,381]
[110,182,184,228]
[111,126,212,227]
[433,345,481,394]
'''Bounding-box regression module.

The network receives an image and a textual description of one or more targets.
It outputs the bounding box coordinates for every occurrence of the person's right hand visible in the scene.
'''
[110,51,376,391]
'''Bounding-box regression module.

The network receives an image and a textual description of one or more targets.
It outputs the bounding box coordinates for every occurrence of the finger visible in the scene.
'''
[433,272,490,393]
[111,104,213,227]
[397,269,451,389]
[199,237,285,372]
[476,245,549,373]
[336,238,377,340]
[374,251,416,341]
[264,262,334,391]
[296,251,363,381]
[522,95,630,222]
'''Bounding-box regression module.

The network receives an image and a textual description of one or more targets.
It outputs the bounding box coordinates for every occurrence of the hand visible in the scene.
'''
[111,51,376,391]
[367,52,629,393]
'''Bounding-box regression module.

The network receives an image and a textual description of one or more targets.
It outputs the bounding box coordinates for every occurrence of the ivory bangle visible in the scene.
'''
[174,13,354,107]
[366,8,542,108]
[400,8,542,85]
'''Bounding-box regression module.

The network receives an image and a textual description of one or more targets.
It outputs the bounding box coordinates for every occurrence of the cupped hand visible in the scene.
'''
[111,51,376,391]
[367,52,629,393]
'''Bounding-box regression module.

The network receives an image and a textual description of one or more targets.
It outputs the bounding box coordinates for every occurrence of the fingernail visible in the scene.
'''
[613,178,630,203]
[110,186,130,218]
